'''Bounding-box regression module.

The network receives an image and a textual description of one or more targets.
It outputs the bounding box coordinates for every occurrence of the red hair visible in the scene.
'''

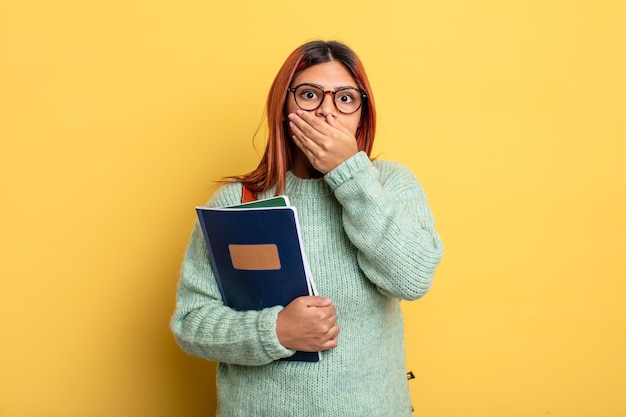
[230,40,377,195]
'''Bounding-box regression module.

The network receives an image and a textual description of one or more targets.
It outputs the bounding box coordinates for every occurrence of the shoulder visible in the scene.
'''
[370,159,433,203]
[372,158,420,185]
[372,158,412,173]
[205,182,243,207]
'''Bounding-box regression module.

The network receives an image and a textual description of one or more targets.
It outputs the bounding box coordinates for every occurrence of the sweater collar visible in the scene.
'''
[284,170,332,197]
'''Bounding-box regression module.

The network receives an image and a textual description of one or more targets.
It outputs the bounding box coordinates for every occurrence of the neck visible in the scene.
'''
[290,147,323,179]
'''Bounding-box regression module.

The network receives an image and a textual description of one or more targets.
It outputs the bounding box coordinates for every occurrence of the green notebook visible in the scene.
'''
[230,196,290,209]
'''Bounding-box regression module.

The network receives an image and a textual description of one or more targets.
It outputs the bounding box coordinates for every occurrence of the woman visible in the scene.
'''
[171,40,443,417]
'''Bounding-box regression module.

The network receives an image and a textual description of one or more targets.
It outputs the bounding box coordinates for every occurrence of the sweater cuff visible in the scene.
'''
[324,151,371,190]
[258,306,296,361]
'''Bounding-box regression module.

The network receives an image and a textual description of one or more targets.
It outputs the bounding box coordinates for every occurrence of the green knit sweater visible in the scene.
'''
[171,152,444,417]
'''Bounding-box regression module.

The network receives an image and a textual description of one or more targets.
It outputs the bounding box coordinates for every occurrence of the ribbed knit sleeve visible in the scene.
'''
[170,183,295,365]
[325,151,444,300]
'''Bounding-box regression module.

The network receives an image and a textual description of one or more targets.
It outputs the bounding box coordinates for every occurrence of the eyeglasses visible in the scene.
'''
[287,83,367,114]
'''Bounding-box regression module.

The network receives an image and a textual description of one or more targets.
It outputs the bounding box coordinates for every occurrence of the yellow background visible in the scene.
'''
[1,1,625,416]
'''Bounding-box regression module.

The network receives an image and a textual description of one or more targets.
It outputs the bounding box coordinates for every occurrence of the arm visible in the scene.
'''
[171,185,339,364]
[170,185,294,365]
[325,152,444,300]
[171,218,295,366]
[287,111,443,299]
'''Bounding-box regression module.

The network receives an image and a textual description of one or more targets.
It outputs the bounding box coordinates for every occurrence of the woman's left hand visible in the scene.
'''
[288,110,359,174]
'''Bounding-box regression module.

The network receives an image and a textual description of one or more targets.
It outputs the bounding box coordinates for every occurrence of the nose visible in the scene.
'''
[315,91,337,117]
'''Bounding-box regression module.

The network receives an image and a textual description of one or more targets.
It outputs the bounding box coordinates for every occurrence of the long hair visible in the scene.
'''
[231,40,377,195]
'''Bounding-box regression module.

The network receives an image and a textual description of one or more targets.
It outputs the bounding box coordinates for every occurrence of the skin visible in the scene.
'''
[286,61,362,178]
[275,61,363,353]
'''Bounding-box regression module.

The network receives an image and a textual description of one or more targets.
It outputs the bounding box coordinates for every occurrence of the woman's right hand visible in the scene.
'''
[276,296,339,352]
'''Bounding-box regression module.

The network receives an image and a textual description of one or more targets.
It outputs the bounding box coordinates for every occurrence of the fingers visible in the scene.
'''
[287,111,358,174]
[295,296,337,326]
[301,295,333,308]
[288,110,331,139]
[287,116,320,154]
[306,318,339,351]
[288,111,354,142]
[320,324,340,350]
[276,296,340,352]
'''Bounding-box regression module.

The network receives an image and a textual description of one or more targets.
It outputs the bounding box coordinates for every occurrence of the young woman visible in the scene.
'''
[171,40,444,417]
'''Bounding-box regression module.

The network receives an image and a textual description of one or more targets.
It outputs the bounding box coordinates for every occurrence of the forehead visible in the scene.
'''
[292,61,358,89]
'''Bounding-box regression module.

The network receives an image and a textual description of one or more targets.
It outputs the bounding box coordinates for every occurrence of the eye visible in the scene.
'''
[337,92,355,103]
[298,88,320,101]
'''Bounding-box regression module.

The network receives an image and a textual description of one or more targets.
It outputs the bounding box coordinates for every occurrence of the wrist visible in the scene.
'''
[324,151,371,190]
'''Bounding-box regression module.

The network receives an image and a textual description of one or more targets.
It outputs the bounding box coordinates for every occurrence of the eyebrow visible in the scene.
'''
[296,82,359,91]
